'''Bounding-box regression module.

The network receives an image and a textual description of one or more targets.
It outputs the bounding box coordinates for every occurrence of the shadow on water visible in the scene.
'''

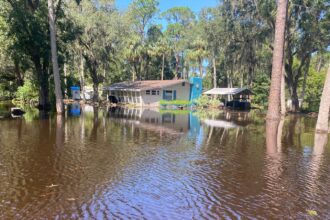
[0,106,330,219]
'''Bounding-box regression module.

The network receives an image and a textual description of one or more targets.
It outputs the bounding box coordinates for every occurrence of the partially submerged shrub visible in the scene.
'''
[194,95,220,108]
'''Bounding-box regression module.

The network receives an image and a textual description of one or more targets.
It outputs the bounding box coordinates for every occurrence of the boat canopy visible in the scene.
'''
[203,88,253,96]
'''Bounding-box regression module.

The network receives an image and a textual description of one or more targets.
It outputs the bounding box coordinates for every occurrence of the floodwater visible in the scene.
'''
[0,104,330,219]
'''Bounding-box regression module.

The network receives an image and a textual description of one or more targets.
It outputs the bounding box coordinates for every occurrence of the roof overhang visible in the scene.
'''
[203,88,254,96]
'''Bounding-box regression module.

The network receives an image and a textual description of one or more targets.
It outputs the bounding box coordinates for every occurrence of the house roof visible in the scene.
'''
[203,88,253,96]
[106,80,189,91]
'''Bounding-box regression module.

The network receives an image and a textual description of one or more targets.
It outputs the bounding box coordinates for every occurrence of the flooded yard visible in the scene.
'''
[0,106,330,219]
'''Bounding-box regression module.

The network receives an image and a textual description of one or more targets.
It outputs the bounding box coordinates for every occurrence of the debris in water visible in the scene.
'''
[307,210,318,216]
[46,184,59,188]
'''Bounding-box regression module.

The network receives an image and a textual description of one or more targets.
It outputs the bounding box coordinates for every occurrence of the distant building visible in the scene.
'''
[203,88,253,110]
[70,86,81,100]
[105,77,202,107]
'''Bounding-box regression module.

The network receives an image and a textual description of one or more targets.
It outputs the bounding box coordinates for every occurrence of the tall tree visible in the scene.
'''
[266,0,288,120]
[162,7,195,78]
[315,65,330,133]
[48,0,63,113]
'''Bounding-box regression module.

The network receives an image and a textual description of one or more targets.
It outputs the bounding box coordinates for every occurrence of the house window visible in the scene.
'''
[157,90,160,95]
[164,90,173,101]
[146,90,150,95]
[152,90,157,95]
[182,82,185,86]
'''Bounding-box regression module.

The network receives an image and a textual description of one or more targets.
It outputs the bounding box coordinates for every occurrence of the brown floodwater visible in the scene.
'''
[0,105,330,219]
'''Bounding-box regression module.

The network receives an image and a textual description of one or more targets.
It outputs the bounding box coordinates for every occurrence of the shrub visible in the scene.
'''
[194,95,220,108]
[15,80,39,103]
[194,95,209,107]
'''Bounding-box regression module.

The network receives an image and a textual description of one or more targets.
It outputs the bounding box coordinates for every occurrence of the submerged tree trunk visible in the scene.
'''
[267,0,288,120]
[316,65,330,133]
[48,0,64,114]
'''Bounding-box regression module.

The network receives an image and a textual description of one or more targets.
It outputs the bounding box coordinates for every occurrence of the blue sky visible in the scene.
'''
[116,0,219,13]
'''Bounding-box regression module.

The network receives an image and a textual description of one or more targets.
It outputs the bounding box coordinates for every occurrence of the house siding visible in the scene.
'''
[141,83,191,106]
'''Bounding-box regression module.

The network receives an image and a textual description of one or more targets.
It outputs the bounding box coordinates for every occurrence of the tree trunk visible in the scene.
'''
[80,54,86,101]
[266,0,288,120]
[161,53,165,80]
[291,86,299,112]
[48,0,64,114]
[175,53,179,79]
[92,80,99,103]
[213,56,217,88]
[64,63,67,98]
[316,65,330,133]
[300,55,311,108]
[34,57,49,110]
[266,119,280,154]
[14,60,24,86]
[198,56,203,78]
[281,64,286,115]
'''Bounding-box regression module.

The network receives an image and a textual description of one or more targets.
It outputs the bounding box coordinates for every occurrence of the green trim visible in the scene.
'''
[159,99,192,106]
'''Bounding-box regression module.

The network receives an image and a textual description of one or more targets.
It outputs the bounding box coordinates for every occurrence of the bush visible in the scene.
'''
[194,95,209,107]
[252,73,270,107]
[303,68,326,112]
[15,80,39,103]
[194,95,220,108]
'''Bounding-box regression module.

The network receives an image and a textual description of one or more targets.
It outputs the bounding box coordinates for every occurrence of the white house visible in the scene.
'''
[105,78,202,107]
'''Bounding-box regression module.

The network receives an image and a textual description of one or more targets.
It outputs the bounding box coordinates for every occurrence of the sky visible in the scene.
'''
[115,0,219,14]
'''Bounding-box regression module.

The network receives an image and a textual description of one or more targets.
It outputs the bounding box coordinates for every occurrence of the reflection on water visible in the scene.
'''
[0,107,330,219]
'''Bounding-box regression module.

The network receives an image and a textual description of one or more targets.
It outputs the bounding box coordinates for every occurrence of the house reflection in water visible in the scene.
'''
[107,108,200,135]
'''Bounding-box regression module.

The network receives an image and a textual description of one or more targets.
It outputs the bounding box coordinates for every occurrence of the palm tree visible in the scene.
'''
[316,65,330,133]
[266,0,288,120]
[48,0,63,114]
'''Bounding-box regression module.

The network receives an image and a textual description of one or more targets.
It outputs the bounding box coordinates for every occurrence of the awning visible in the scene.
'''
[203,88,253,96]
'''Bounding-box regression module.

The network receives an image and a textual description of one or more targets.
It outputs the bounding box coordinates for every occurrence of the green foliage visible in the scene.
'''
[303,68,326,112]
[194,95,209,107]
[252,73,270,107]
[15,80,38,103]
[194,95,220,108]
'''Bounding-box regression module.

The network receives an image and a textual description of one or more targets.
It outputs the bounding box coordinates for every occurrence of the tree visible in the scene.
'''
[266,0,288,120]
[126,0,159,81]
[284,0,330,112]
[162,7,195,78]
[71,0,120,102]
[315,65,330,133]
[48,0,63,113]
[3,0,52,109]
